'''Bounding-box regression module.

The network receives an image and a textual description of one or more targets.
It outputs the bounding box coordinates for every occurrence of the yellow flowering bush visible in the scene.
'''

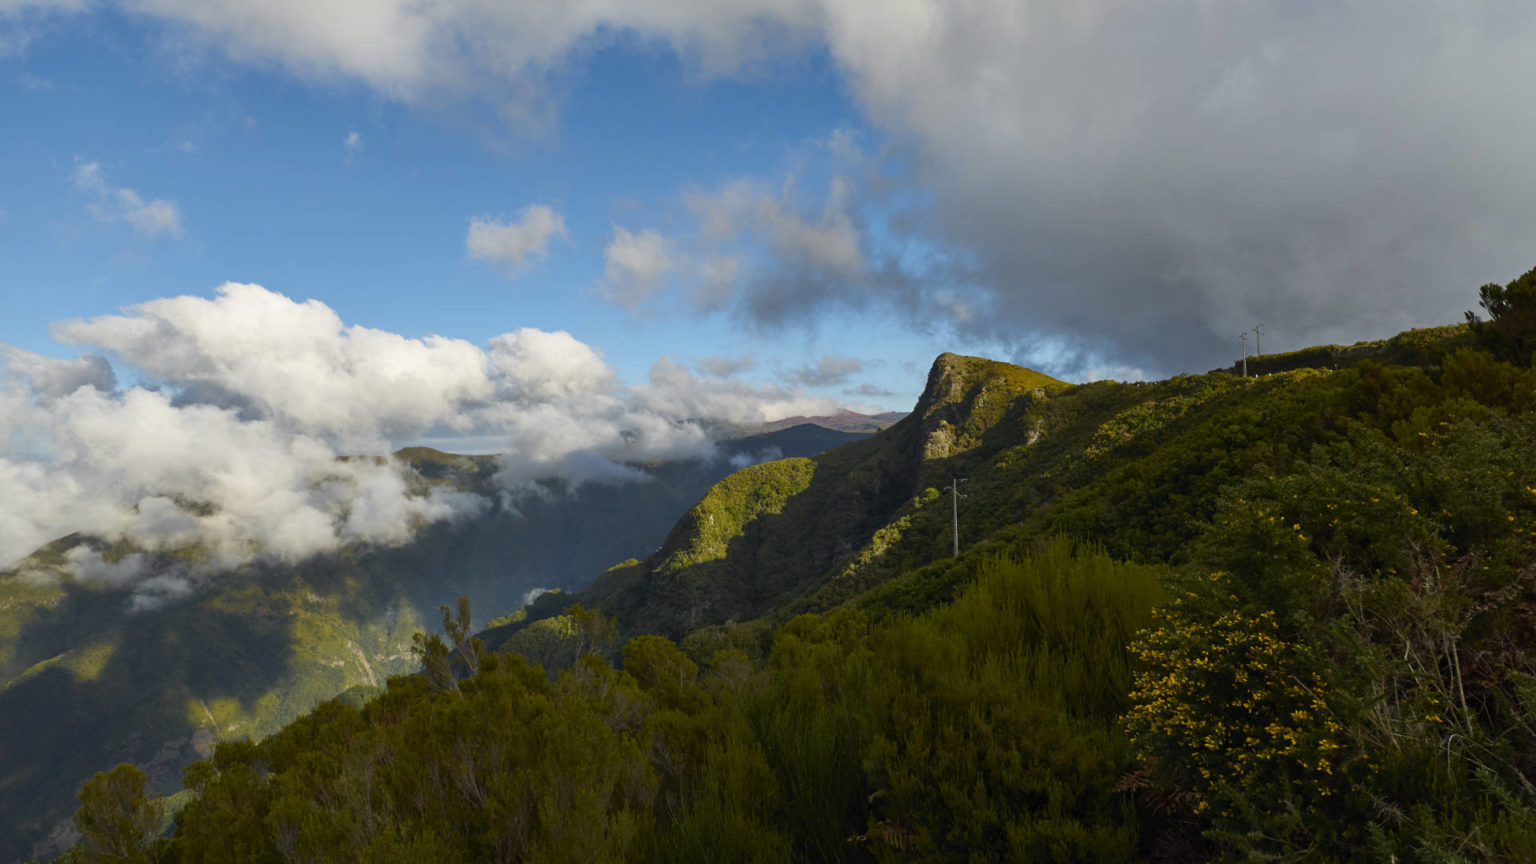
[1125,579,1362,851]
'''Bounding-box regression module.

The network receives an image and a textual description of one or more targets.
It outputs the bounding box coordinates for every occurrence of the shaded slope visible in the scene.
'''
[0,424,868,862]
[571,354,1068,638]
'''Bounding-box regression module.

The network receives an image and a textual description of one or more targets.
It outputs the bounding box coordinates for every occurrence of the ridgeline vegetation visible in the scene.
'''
[47,264,1536,862]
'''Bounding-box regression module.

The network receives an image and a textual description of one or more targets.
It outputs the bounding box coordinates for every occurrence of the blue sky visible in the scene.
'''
[1,9,955,409]
[5,1,1536,408]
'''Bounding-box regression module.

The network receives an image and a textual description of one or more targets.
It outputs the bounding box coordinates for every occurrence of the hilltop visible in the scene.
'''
[757,409,907,433]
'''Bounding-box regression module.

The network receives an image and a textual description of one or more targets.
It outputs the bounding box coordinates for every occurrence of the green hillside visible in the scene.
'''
[41,265,1536,862]
[565,353,1069,641]
[0,425,868,863]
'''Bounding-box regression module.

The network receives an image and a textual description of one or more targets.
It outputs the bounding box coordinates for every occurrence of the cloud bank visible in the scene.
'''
[1,283,851,589]
[811,1,1536,373]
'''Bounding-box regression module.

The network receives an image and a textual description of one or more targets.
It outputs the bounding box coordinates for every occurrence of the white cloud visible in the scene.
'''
[53,282,494,449]
[729,446,781,470]
[466,205,568,273]
[71,161,104,194]
[0,345,115,400]
[0,384,427,573]
[343,129,361,159]
[635,356,844,425]
[1083,364,1151,384]
[601,225,673,309]
[116,188,181,236]
[4,283,853,580]
[73,160,183,237]
[48,0,824,107]
[487,328,613,402]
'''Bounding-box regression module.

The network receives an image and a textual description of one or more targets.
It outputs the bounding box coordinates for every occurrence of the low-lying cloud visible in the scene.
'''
[1,283,855,589]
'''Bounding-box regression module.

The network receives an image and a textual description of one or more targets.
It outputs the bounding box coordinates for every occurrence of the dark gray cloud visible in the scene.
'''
[608,2,1536,379]
[784,355,863,388]
[844,381,893,399]
[813,1,1536,376]
[692,353,756,378]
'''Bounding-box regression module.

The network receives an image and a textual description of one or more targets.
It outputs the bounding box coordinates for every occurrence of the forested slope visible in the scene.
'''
[0,425,867,863]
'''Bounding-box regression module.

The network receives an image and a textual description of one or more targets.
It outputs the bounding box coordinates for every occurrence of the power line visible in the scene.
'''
[950,477,967,557]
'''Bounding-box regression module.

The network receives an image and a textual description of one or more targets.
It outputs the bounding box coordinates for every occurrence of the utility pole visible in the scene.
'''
[950,477,966,557]
[1252,324,1263,358]
[1240,331,1248,377]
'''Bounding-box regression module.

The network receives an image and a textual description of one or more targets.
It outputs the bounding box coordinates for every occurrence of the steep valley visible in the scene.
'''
[0,424,871,862]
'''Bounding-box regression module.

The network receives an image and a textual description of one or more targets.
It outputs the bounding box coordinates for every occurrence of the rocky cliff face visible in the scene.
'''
[912,352,1065,474]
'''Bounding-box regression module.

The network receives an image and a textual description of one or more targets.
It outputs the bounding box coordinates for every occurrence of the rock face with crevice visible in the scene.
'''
[913,352,1066,475]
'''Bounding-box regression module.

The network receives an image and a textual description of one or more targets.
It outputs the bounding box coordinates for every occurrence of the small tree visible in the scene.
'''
[412,593,486,692]
[412,631,458,693]
[441,594,484,678]
[567,603,619,665]
[73,763,163,863]
[1466,264,1536,364]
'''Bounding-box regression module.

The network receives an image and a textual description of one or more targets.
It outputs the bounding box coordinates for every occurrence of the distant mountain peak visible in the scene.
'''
[755,410,905,434]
